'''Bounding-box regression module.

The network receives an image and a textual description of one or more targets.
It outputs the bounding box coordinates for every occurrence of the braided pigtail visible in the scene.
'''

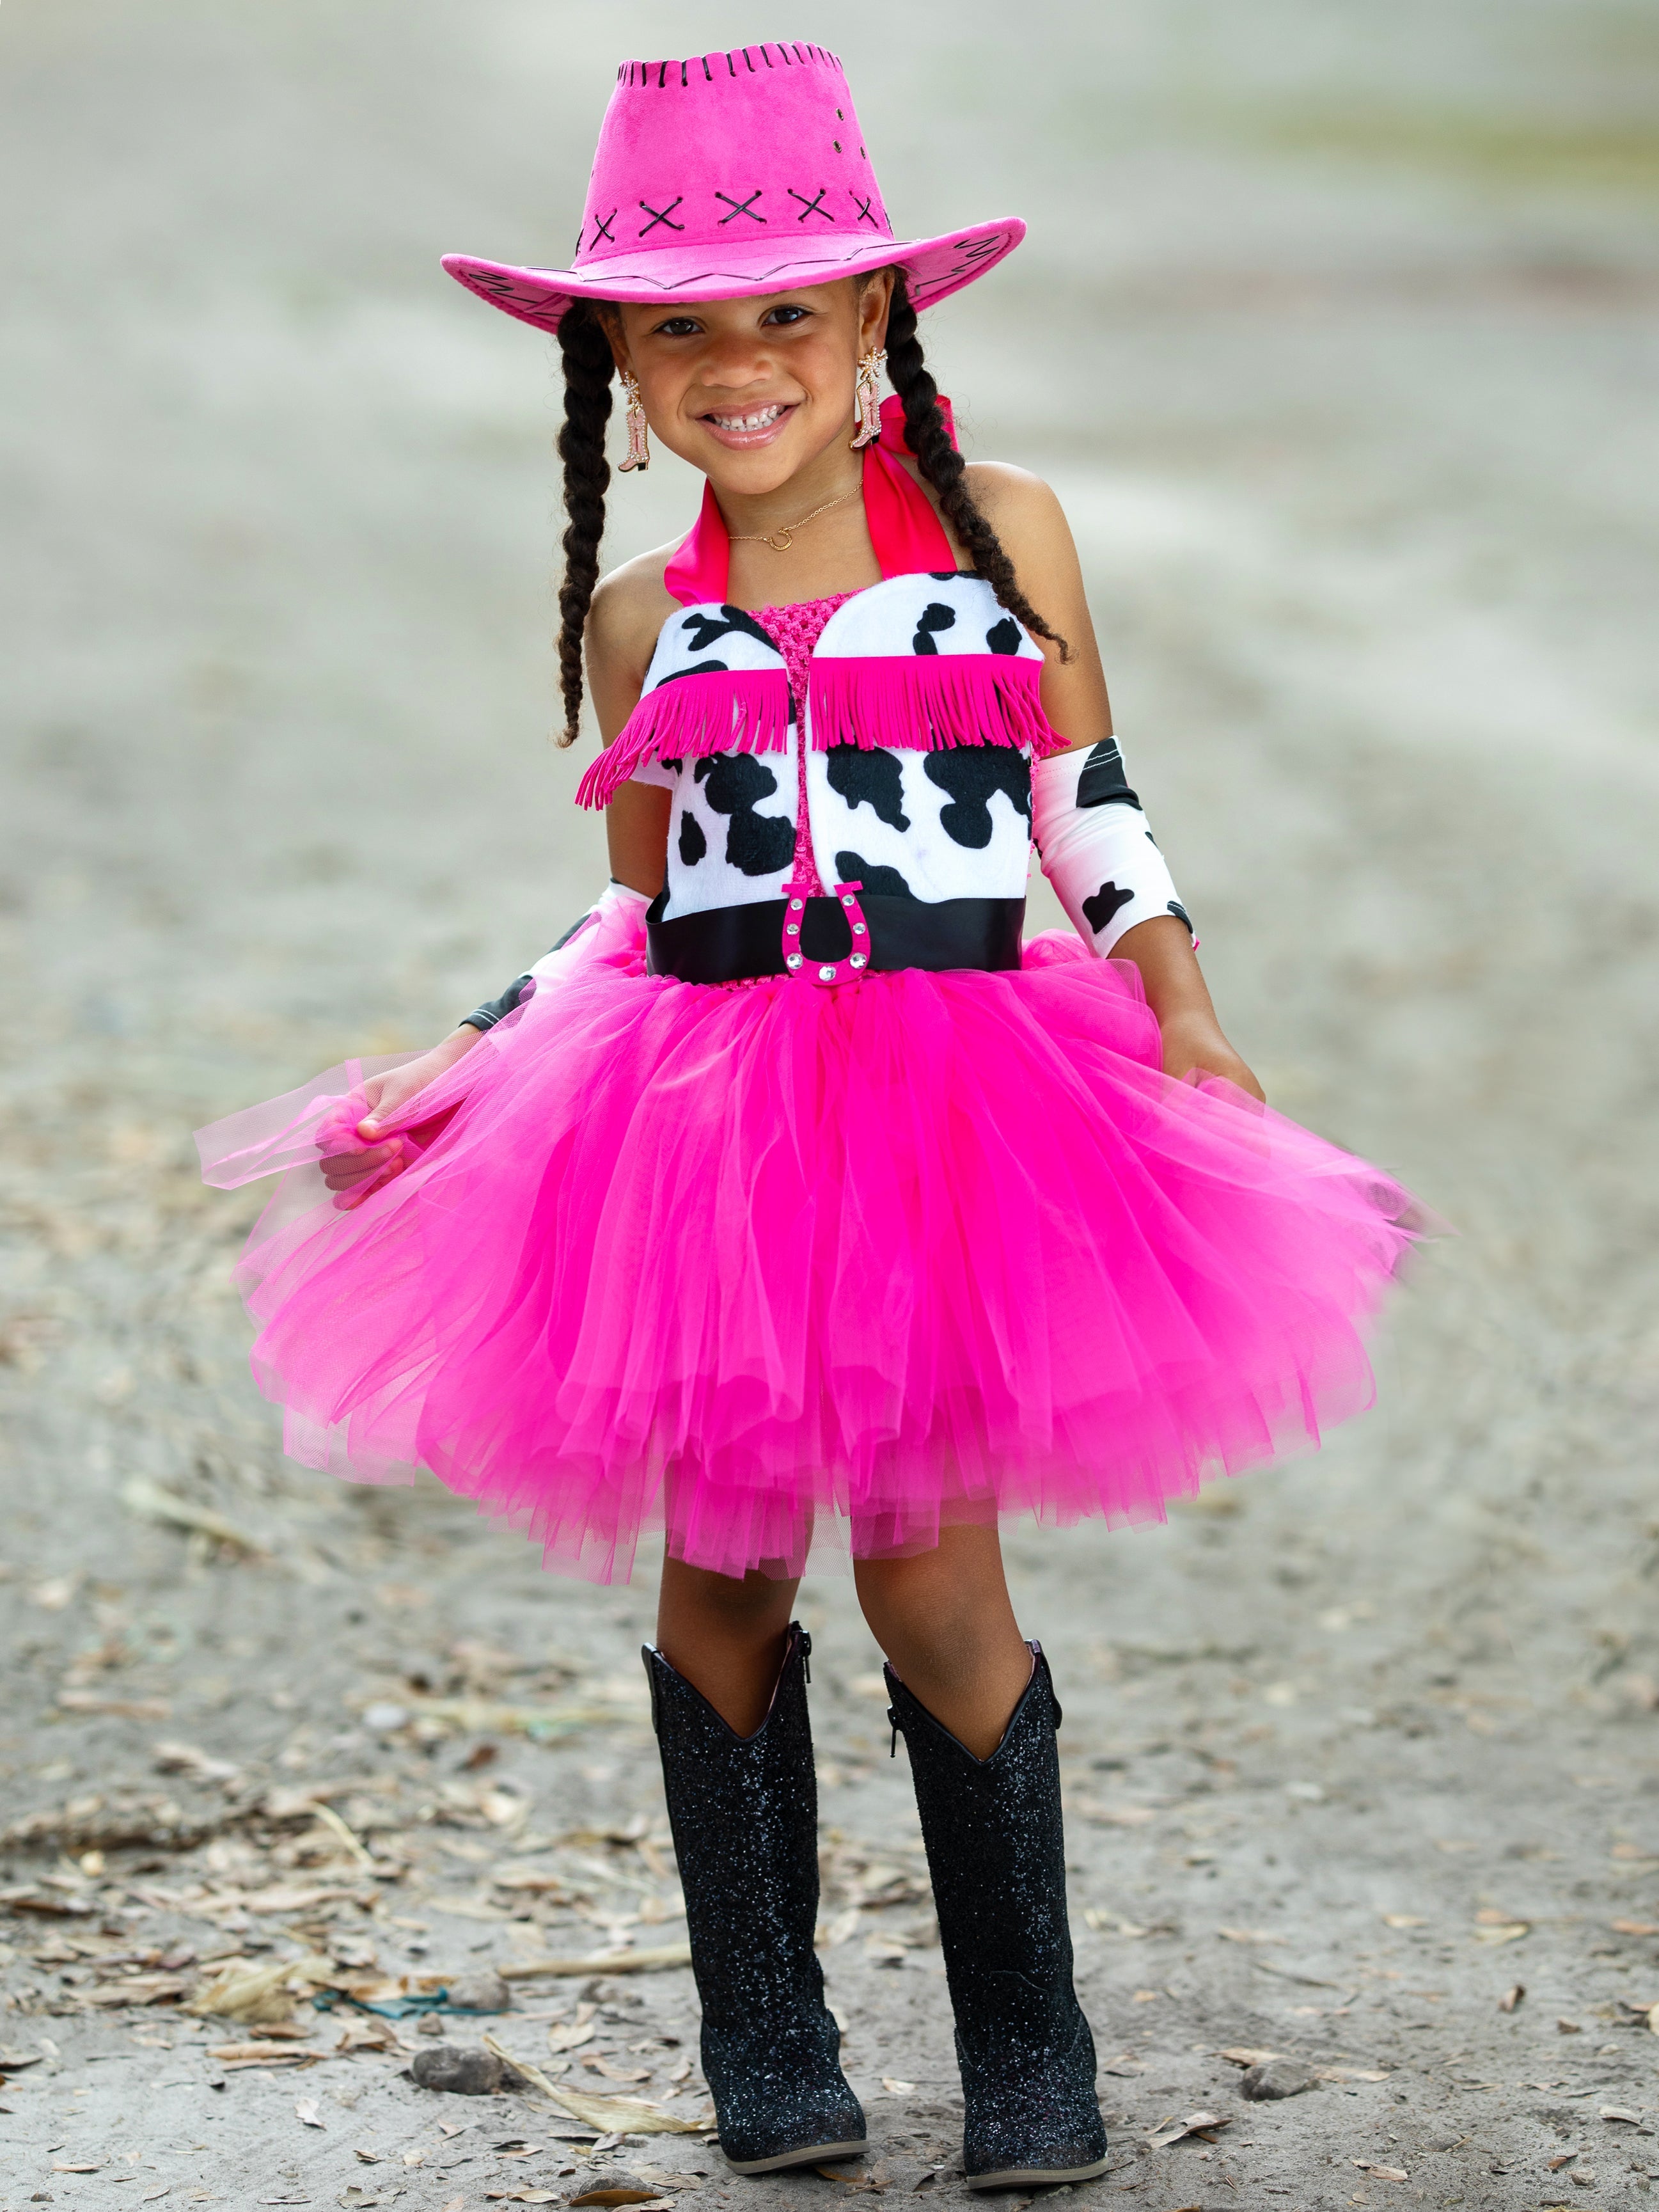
[883,271,1069,661]
[554,304,616,745]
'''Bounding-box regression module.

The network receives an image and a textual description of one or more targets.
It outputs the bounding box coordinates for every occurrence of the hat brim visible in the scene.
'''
[441,218,1023,335]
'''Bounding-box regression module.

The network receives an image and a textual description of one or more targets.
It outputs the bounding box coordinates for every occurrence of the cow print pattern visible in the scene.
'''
[812,573,1044,668]
[1075,738,1142,811]
[826,745,909,830]
[694,754,797,878]
[913,603,956,655]
[631,581,1047,921]
[680,606,782,660]
[1083,881,1135,935]
[835,855,915,899]
[924,749,1033,849]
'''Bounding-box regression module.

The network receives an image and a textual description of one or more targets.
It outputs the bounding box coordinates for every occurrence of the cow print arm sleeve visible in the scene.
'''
[1031,739,1193,958]
[459,881,649,1031]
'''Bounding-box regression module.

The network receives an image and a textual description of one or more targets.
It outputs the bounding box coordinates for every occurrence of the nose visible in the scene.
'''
[693,330,782,395]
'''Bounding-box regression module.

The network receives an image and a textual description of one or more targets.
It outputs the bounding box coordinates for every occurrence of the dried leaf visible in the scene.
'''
[1351,2161,1408,2181]
[1600,2106,1653,2128]
[1217,1927,1285,1946]
[1380,1914,1426,1929]
[1080,1803,1159,1828]
[1315,2067,1390,2083]
[1611,1920,1659,1937]
[295,2097,325,2127]
[881,2078,916,2094]
[57,1690,173,1721]
[187,1954,331,2023]
[1147,2111,1230,2149]
[484,2195,560,2206]
[53,2163,106,2175]
[567,2188,668,2207]
[153,1742,240,1783]
[586,2057,652,2083]
[120,1476,267,1554]
[499,1944,692,1980]
[1471,1922,1529,1945]
[1218,2048,1283,2067]
[1498,1984,1525,2013]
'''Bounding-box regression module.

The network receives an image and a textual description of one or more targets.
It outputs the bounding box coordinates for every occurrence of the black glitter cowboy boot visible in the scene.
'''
[645,1623,867,2176]
[886,1647,1108,2191]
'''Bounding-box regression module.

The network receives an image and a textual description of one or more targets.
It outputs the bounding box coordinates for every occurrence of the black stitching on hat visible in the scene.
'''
[589,208,617,248]
[852,193,879,227]
[788,186,832,223]
[657,61,667,88]
[702,55,712,81]
[716,190,766,225]
[680,60,688,86]
[761,45,774,66]
[638,196,685,235]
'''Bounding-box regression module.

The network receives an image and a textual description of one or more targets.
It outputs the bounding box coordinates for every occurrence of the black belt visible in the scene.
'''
[647,890,1025,987]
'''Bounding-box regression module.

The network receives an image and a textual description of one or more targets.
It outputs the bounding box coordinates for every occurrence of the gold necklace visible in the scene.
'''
[728,485,861,553]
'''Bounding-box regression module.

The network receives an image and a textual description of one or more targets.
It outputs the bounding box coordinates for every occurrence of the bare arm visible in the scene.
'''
[966,464,1264,1102]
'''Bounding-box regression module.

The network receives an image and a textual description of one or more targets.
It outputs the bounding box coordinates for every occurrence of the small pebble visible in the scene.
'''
[1239,2060,1318,2101]
[443,1968,511,2013]
[410,2042,510,2094]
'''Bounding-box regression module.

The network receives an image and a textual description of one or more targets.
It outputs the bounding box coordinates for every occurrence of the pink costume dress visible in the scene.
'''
[198,425,1420,1584]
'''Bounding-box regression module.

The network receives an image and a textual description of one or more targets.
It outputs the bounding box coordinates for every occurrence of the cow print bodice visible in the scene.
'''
[622,571,1052,922]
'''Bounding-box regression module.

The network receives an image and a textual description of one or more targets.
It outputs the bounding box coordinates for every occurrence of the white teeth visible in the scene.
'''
[709,404,783,432]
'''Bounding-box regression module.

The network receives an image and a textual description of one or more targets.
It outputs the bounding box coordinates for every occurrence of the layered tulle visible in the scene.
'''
[198,935,1419,1584]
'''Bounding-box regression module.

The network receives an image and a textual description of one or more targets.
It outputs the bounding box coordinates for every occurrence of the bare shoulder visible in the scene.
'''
[588,542,680,679]
[961,462,1073,560]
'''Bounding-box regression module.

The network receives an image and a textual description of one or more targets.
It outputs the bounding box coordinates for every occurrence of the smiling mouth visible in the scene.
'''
[704,402,790,432]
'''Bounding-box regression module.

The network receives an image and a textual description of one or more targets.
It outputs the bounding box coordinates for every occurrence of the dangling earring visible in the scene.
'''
[849,346,886,448]
[618,370,650,473]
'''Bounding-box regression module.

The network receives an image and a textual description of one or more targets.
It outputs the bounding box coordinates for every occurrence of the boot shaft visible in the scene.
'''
[645,1624,823,2023]
[885,1648,1074,1985]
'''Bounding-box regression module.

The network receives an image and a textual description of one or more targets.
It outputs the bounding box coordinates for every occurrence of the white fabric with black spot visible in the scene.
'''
[809,571,1044,666]
[803,743,1031,902]
[624,603,796,921]
[647,735,801,921]
[1031,738,1191,956]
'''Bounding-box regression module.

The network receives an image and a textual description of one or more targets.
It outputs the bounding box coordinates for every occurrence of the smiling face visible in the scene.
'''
[606,272,893,502]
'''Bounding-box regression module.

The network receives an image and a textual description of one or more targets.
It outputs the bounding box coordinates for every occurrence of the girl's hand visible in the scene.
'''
[1158,1006,1266,1103]
[319,1026,482,1198]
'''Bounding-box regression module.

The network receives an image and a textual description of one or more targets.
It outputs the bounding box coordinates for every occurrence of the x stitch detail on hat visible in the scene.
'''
[442,42,1023,333]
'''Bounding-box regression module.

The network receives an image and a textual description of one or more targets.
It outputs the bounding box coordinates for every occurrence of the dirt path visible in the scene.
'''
[3,6,1658,2209]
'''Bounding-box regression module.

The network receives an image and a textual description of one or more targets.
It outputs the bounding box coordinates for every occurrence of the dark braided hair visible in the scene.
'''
[554,304,615,745]
[883,269,1070,660]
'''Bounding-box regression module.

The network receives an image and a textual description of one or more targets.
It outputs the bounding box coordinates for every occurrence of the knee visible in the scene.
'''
[663,1560,795,1636]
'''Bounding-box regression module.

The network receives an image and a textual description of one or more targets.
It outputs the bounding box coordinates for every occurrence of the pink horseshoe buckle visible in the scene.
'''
[781,879,870,986]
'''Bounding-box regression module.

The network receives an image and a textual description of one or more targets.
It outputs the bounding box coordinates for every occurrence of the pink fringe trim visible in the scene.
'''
[807,654,1068,757]
[576,654,1069,809]
[576,669,790,810]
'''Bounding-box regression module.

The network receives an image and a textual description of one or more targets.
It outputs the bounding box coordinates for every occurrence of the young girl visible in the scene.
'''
[200,43,1417,2192]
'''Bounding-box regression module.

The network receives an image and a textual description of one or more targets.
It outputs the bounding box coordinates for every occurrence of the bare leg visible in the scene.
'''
[657,1555,801,1737]
[854,1524,1032,1758]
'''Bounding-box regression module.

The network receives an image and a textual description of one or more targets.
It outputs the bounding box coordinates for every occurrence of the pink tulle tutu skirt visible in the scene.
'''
[198,927,1420,1583]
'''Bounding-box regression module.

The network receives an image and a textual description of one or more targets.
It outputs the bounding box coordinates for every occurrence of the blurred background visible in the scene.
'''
[2,1,1658,2199]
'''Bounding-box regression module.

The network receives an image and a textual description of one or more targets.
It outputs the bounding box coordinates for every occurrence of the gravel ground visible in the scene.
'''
[3,4,1658,2209]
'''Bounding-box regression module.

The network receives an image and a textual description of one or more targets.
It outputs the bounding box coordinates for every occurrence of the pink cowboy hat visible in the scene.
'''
[442,42,1023,333]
